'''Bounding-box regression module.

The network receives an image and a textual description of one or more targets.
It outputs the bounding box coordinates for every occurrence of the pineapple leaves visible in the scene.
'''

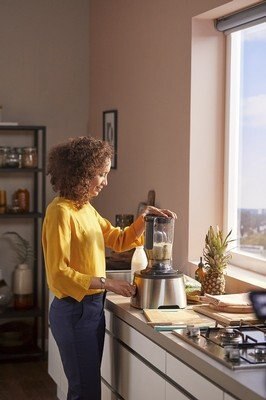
[203,226,234,272]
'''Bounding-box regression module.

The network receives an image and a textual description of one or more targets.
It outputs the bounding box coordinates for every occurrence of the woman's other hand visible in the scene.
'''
[142,205,177,220]
[105,278,136,297]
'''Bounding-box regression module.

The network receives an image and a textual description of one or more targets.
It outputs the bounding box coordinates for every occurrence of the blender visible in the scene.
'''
[130,215,187,309]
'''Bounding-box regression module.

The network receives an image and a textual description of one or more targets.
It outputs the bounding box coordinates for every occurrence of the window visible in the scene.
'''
[224,21,266,274]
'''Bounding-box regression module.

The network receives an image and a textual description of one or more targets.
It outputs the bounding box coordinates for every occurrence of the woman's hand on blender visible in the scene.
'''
[105,278,136,297]
[142,206,177,219]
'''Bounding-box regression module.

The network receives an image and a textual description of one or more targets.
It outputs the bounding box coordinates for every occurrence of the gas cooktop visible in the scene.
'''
[172,323,266,370]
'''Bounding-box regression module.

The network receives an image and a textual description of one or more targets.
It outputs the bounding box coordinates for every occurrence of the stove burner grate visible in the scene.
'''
[172,323,266,370]
[218,328,243,345]
[246,345,266,363]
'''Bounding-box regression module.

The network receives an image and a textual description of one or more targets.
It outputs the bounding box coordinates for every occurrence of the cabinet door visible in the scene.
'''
[117,343,165,400]
[224,394,237,400]
[59,362,68,399]
[102,332,115,387]
[166,353,223,400]
[48,327,68,399]
[102,381,120,400]
[113,315,166,373]
[166,382,190,400]
[48,327,61,386]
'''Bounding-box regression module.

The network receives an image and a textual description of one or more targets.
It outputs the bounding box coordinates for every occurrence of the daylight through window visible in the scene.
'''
[224,21,266,274]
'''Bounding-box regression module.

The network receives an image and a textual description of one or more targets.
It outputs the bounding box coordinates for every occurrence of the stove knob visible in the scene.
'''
[224,345,241,361]
[186,325,200,337]
[224,345,234,357]
[229,348,240,361]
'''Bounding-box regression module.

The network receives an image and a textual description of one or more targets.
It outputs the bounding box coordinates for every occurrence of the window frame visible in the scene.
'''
[223,27,266,276]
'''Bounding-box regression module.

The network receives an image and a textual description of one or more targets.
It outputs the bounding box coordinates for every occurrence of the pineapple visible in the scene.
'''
[201,226,233,295]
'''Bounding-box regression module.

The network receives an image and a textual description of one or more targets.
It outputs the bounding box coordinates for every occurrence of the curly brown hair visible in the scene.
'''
[47,136,113,208]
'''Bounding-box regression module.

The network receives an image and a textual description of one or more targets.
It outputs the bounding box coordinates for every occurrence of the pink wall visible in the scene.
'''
[89,0,230,271]
[0,0,90,202]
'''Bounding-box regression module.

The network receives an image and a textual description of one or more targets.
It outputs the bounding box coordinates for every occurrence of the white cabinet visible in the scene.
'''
[48,291,68,399]
[48,327,67,400]
[101,332,116,388]
[102,311,227,400]
[48,327,60,386]
[101,382,120,400]
[112,313,165,373]
[49,307,239,400]
[104,309,166,399]
[166,353,223,400]
[118,343,165,400]
[59,362,68,399]
[166,382,190,400]
[102,330,165,400]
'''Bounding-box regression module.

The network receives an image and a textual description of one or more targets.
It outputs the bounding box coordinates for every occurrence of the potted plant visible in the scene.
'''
[2,231,34,309]
[202,226,234,295]
[2,231,34,266]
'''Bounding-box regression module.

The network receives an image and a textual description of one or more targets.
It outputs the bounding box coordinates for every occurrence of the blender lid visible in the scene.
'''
[144,214,173,223]
[144,214,173,250]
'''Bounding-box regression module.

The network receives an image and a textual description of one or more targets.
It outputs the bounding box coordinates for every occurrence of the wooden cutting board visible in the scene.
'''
[193,305,260,326]
[207,304,253,313]
[143,308,215,327]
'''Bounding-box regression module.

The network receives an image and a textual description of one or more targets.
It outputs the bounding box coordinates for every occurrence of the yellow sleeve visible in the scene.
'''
[42,204,92,300]
[95,209,144,252]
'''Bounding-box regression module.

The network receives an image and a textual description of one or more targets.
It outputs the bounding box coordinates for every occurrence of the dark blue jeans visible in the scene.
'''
[49,293,106,400]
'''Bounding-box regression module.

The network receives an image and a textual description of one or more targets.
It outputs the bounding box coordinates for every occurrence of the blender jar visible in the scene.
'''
[144,215,175,271]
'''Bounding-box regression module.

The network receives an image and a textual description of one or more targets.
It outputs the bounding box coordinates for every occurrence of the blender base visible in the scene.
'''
[130,270,187,309]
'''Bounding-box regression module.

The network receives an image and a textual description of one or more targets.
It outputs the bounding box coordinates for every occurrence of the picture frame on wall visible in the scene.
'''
[103,109,118,169]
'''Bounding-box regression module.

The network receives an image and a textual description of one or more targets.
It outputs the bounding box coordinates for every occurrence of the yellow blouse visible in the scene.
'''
[42,197,143,301]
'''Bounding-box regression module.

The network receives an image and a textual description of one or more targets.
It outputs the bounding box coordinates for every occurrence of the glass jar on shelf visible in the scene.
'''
[5,147,20,168]
[0,190,7,214]
[13,188,30,213]
[21,147,37,168]
[14,147,23,168]
[10,198,20,214]
[0,146,11,167]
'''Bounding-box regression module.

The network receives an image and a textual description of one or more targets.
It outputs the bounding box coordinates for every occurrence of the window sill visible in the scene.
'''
[225,264,266,292]
[188,261,266,293]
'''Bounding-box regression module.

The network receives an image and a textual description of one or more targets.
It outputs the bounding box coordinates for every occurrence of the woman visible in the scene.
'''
[42,136,176,400]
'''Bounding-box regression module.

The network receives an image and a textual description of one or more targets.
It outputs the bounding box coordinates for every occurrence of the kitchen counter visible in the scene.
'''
[105,294,266,400]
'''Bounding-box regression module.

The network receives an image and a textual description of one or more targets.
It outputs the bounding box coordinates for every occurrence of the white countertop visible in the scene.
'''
[105,294,266,400]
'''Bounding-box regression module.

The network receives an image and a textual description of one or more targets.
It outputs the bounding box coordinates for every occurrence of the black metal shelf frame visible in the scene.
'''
[0,125,46,362]
[0,212,43,218]
[0,306,43,319]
